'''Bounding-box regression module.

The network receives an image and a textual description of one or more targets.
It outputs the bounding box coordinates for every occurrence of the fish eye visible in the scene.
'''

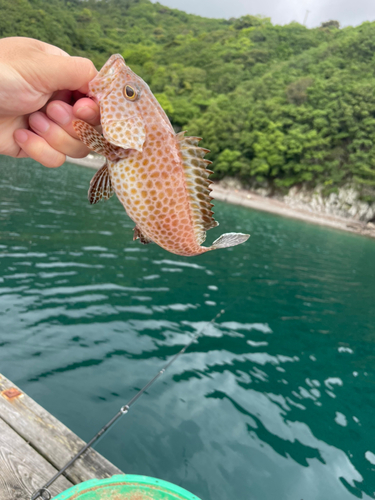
[124,85,137,100]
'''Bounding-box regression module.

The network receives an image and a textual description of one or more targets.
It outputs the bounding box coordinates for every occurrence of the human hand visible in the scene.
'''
[0,37,100,167]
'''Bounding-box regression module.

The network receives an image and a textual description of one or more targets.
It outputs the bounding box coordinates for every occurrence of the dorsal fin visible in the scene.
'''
[176,131,203,147]
[176,132,218,244]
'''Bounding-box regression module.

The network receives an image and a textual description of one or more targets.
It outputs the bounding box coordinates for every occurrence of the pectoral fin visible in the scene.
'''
[73,120,127,161]
[88,162,114,205]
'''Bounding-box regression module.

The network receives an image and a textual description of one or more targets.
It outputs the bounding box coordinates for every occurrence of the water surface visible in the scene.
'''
[1,157,375,500]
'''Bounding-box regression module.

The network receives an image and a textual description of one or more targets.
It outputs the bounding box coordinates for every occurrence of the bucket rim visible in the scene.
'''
[53,474,201,500]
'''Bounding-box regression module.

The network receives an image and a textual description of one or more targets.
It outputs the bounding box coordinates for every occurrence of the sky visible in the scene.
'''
[150,0,375,28]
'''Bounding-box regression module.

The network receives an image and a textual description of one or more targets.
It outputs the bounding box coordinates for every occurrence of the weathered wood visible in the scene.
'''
[0,374,122,487]
[0,417,73,500]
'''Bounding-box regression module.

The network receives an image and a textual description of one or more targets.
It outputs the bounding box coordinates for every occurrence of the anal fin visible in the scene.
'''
[88,162,114,205]
[133,226,153,245]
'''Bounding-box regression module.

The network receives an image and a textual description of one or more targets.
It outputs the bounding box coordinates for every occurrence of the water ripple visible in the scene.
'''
[1,158,375,500]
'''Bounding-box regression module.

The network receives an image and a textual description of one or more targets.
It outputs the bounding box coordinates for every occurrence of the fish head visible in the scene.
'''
[88,54,171,152]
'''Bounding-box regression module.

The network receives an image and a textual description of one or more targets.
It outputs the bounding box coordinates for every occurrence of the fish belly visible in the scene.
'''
[108,148,206,256]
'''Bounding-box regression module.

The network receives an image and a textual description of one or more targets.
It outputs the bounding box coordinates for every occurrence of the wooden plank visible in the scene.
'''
[0,417,73,500]
[0,374,122,487]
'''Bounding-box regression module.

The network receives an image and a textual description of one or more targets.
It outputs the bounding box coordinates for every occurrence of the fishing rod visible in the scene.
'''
[31,308,226,500]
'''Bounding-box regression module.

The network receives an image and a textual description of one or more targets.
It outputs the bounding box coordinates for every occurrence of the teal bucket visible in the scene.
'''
[53,474,202,500]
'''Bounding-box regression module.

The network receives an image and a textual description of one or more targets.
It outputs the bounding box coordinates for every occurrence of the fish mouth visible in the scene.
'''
[88,54,125,101]
[98,54,124,79]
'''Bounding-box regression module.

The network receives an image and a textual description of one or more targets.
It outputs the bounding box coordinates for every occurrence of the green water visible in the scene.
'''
[1,157,375,500]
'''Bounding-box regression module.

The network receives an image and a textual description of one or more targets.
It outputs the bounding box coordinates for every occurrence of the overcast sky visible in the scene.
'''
[150,0,374,28]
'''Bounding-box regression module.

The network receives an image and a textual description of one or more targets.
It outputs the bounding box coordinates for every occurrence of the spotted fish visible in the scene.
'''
[74,54,249,256]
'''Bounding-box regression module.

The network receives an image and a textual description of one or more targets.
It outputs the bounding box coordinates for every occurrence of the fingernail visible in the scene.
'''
[76,106,97,121]
[48,103,71,125]
[14,130,28,143]
[29,113,50,133]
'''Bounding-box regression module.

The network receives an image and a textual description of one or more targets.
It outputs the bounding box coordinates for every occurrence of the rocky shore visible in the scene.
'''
[66,156,375,239]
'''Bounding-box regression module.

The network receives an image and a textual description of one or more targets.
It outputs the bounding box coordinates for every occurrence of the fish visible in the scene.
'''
[73,54,249,256]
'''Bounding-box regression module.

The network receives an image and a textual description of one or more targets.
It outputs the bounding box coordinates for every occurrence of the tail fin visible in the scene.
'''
[210,232,250,250]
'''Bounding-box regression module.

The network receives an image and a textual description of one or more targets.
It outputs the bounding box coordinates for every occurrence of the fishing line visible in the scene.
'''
[30,307,227,500]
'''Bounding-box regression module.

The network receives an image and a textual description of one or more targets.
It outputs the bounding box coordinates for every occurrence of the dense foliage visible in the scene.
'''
[2,0,375,193]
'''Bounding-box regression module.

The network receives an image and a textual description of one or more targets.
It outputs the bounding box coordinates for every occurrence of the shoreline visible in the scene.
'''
[66,156,375,239]
[211,185,375,238]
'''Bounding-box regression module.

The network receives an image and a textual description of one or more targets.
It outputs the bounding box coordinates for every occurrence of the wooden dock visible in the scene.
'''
[0,373,123,500]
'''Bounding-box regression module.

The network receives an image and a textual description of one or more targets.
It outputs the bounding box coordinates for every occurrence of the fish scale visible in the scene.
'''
[74,54,249,256]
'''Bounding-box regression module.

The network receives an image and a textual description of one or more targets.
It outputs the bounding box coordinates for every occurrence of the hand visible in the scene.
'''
[0,37,100,167]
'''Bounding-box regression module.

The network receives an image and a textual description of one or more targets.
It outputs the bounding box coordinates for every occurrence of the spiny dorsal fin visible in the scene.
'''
[175,131,187,141]
[88,162,114,205]
[176,131,203,147]
[176,132,218,244]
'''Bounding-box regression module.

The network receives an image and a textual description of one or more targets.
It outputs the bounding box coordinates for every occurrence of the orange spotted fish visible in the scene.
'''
[74,54,249,256]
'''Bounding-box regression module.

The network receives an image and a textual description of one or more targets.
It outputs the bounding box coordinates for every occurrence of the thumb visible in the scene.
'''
[38,54,98,94]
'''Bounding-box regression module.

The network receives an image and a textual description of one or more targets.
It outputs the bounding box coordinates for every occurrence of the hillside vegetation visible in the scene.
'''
[2,0,375,196]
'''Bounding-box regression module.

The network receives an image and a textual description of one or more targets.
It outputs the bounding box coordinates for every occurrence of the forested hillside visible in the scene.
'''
[2,0,375,196]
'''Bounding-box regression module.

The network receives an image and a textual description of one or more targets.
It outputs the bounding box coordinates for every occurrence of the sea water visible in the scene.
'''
[1,157,375,500]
